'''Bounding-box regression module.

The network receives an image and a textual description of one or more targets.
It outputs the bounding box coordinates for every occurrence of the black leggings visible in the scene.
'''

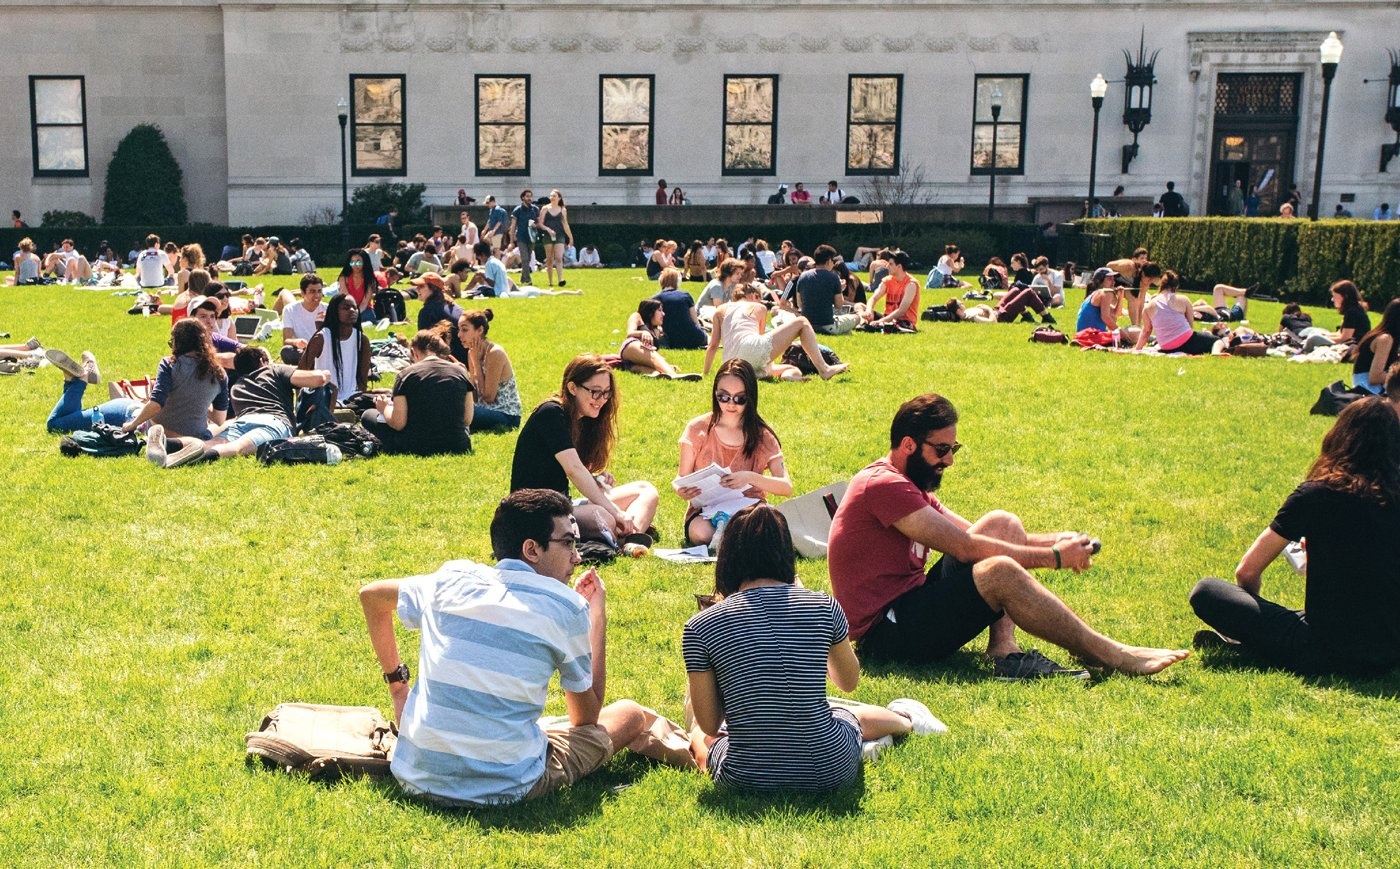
[1188,578,1320,674]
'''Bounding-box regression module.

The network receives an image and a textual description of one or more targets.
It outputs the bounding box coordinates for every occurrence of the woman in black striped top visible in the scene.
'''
[682,505,943,791]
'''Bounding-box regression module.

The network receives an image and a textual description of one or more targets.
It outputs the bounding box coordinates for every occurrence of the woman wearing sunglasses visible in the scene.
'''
[333,248,379,324]
[674,360,791,546]
[510,353,658,547]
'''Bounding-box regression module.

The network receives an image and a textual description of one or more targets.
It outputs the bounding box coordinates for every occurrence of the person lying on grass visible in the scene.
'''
[684,504,945,792]
[360,488,697,808]
[157,345,332,467]
[827,393,1190,680]
[1189,397,1400,675]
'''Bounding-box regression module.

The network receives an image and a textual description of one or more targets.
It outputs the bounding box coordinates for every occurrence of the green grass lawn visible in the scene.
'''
[0,269,1396,866]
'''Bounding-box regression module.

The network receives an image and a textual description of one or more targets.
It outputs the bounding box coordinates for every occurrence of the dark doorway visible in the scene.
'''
[1208,74,1300,216]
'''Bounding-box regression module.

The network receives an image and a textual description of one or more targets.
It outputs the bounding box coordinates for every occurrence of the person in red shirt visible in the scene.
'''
[827,393,1189,679]
[864,250,920,330]
[789,182,811,205]
[655,179,669,205]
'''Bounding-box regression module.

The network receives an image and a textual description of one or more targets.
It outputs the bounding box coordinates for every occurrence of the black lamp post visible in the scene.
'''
[1089,73,1107,212]
[337,97,350,251]
[1308,31,1344,221]
[987,88,1002,223]
[1121,33,1159,173]
[1381,49,1400,172]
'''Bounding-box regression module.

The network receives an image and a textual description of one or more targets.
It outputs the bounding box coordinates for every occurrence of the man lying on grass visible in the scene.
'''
[828,394,1189,680]
[360,488,696,807]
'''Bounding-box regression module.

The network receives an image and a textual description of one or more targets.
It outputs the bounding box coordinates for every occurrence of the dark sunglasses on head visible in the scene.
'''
[922,439,963,458]
[716,391,747,406]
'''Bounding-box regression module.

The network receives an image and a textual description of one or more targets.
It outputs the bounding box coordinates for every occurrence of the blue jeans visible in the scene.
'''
[46,379,141,433]
[1352,371,1383,394]
[470,405,520,433]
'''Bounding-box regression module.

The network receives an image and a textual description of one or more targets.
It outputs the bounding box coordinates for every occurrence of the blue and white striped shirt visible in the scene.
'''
[391,558,593,806]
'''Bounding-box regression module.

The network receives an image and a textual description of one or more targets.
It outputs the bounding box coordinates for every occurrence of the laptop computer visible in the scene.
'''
[233,315,264,342]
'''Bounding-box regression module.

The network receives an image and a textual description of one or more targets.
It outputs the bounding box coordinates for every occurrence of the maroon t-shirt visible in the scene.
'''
[828,458,947,640]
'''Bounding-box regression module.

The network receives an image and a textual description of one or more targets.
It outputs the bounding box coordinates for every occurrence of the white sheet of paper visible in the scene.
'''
[671,462,758,519]
[652,546,717,563]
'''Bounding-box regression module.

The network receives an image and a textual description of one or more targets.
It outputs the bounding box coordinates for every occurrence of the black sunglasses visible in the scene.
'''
[922,439,963,458]
[716,391,747,406]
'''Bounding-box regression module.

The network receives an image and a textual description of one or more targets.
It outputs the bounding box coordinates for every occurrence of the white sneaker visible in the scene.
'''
[861,735,894,762]
[164,438,206,468]
[145,424,167,467]
[252,322,274,342]
[887,698,948,735]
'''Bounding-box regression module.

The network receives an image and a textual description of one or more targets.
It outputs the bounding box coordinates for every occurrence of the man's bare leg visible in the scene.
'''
[1212,284,1248,317]
[972,556,1188,675]
[967,511,1028,658]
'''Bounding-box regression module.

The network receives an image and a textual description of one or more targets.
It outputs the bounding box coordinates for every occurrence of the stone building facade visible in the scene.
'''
[3,1,1397,225]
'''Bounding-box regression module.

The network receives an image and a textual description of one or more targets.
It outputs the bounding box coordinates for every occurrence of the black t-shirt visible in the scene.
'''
[844,277,867,306]
[1340,304,1370,340]
[510,400,575,494]
[273,251,293,275]
[654,289,707,349]
[230,364,297,426]
[1012,267,1034,287]
[391,359,473,455]
[1270,481,1400,672]
[1281,312,1314,333]
[794,268,842,327]
[1160,190,1188,217]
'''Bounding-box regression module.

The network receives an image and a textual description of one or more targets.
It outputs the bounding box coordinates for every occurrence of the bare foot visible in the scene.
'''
[820,363,850,381]
[1111,645,1190,675]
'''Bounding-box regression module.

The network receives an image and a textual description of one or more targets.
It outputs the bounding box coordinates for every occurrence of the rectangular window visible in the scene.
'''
[846,75,901,175]
[350,74,406,176]
[970,74,1028,175]
[723,75,778,176]
[29,76,88,177]
[599,75,654,175]
[476,75,530,176]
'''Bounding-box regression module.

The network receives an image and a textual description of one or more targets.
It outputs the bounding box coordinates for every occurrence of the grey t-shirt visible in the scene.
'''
[149,354,230,439]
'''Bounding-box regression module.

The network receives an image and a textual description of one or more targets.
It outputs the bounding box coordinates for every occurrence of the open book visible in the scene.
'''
[671,463,758,519]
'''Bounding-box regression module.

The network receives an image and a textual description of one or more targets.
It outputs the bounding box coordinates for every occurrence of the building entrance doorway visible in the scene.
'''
[1208,73,1300,216]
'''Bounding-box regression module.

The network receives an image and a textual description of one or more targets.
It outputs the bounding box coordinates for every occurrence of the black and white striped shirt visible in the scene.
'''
[682,585,861,791]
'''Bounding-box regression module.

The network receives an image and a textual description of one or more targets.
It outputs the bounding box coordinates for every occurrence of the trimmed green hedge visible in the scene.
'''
[1076,217,1400,305]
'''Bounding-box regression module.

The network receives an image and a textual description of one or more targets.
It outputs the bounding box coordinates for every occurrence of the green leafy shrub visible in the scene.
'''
[345,182,428,225]
[40,210,97,228]
[102,124,187,226]
[1077,218,1400,305]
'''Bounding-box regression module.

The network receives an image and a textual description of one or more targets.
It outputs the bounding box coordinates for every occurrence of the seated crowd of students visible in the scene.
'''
[13,223,1400,809]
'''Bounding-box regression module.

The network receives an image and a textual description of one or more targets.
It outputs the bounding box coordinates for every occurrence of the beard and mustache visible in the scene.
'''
[905,449,949,492]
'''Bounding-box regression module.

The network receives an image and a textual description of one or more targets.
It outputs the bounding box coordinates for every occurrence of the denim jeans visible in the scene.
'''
[46,378,140,433]
[469,405,520,433]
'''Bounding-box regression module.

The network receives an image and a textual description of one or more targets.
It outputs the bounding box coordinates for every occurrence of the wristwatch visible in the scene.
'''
[383,663,410,684]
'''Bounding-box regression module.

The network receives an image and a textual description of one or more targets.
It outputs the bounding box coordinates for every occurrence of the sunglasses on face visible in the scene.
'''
[349,261,363,267]
[922,440,963,458]
[716,391,747,406]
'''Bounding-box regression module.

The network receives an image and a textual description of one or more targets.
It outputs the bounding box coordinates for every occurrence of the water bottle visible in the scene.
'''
[710,512,730,556]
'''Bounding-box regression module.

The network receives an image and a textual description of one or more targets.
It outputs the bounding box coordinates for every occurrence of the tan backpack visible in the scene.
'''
[245,703,397,781]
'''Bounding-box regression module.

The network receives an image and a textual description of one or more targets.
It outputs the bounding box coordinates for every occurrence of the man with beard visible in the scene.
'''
[828,394,1189,680]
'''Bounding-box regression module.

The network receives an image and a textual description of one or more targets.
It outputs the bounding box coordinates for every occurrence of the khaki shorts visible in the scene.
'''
[817,313,861,336]
[523,717,614,800]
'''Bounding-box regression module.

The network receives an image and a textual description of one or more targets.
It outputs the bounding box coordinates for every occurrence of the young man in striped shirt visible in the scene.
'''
[360,488,694,807]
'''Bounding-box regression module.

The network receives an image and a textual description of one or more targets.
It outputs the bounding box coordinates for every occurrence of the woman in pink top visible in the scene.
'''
[674,360,792,545]
[1135,270,1220,355]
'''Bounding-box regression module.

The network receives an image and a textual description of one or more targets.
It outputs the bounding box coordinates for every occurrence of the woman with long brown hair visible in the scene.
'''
[456,308,521,432]
[674,360,791,546]
[1189,397,1400,674]
[509,353,658,546]
[1351,297,1400,394]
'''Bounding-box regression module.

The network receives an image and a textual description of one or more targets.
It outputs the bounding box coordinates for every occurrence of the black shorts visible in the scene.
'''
[856,555,1002,665]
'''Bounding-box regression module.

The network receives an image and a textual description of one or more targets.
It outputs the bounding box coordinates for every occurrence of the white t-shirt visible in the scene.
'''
[136,247,168,287]
[282,300,326,342]
[461,222,480,245]
[578,248,601,267]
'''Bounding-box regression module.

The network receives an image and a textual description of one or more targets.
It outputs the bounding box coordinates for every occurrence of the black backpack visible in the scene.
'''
[781,343,843,375]
[59,423,143,458]
[307,422,382,459]
[256,436,342,465]
[373,288,406,323]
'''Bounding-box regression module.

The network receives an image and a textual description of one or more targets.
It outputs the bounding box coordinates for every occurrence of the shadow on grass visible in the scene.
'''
[859,650,991,684]
[695,773,866,820]
[1195,649,1400,699]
